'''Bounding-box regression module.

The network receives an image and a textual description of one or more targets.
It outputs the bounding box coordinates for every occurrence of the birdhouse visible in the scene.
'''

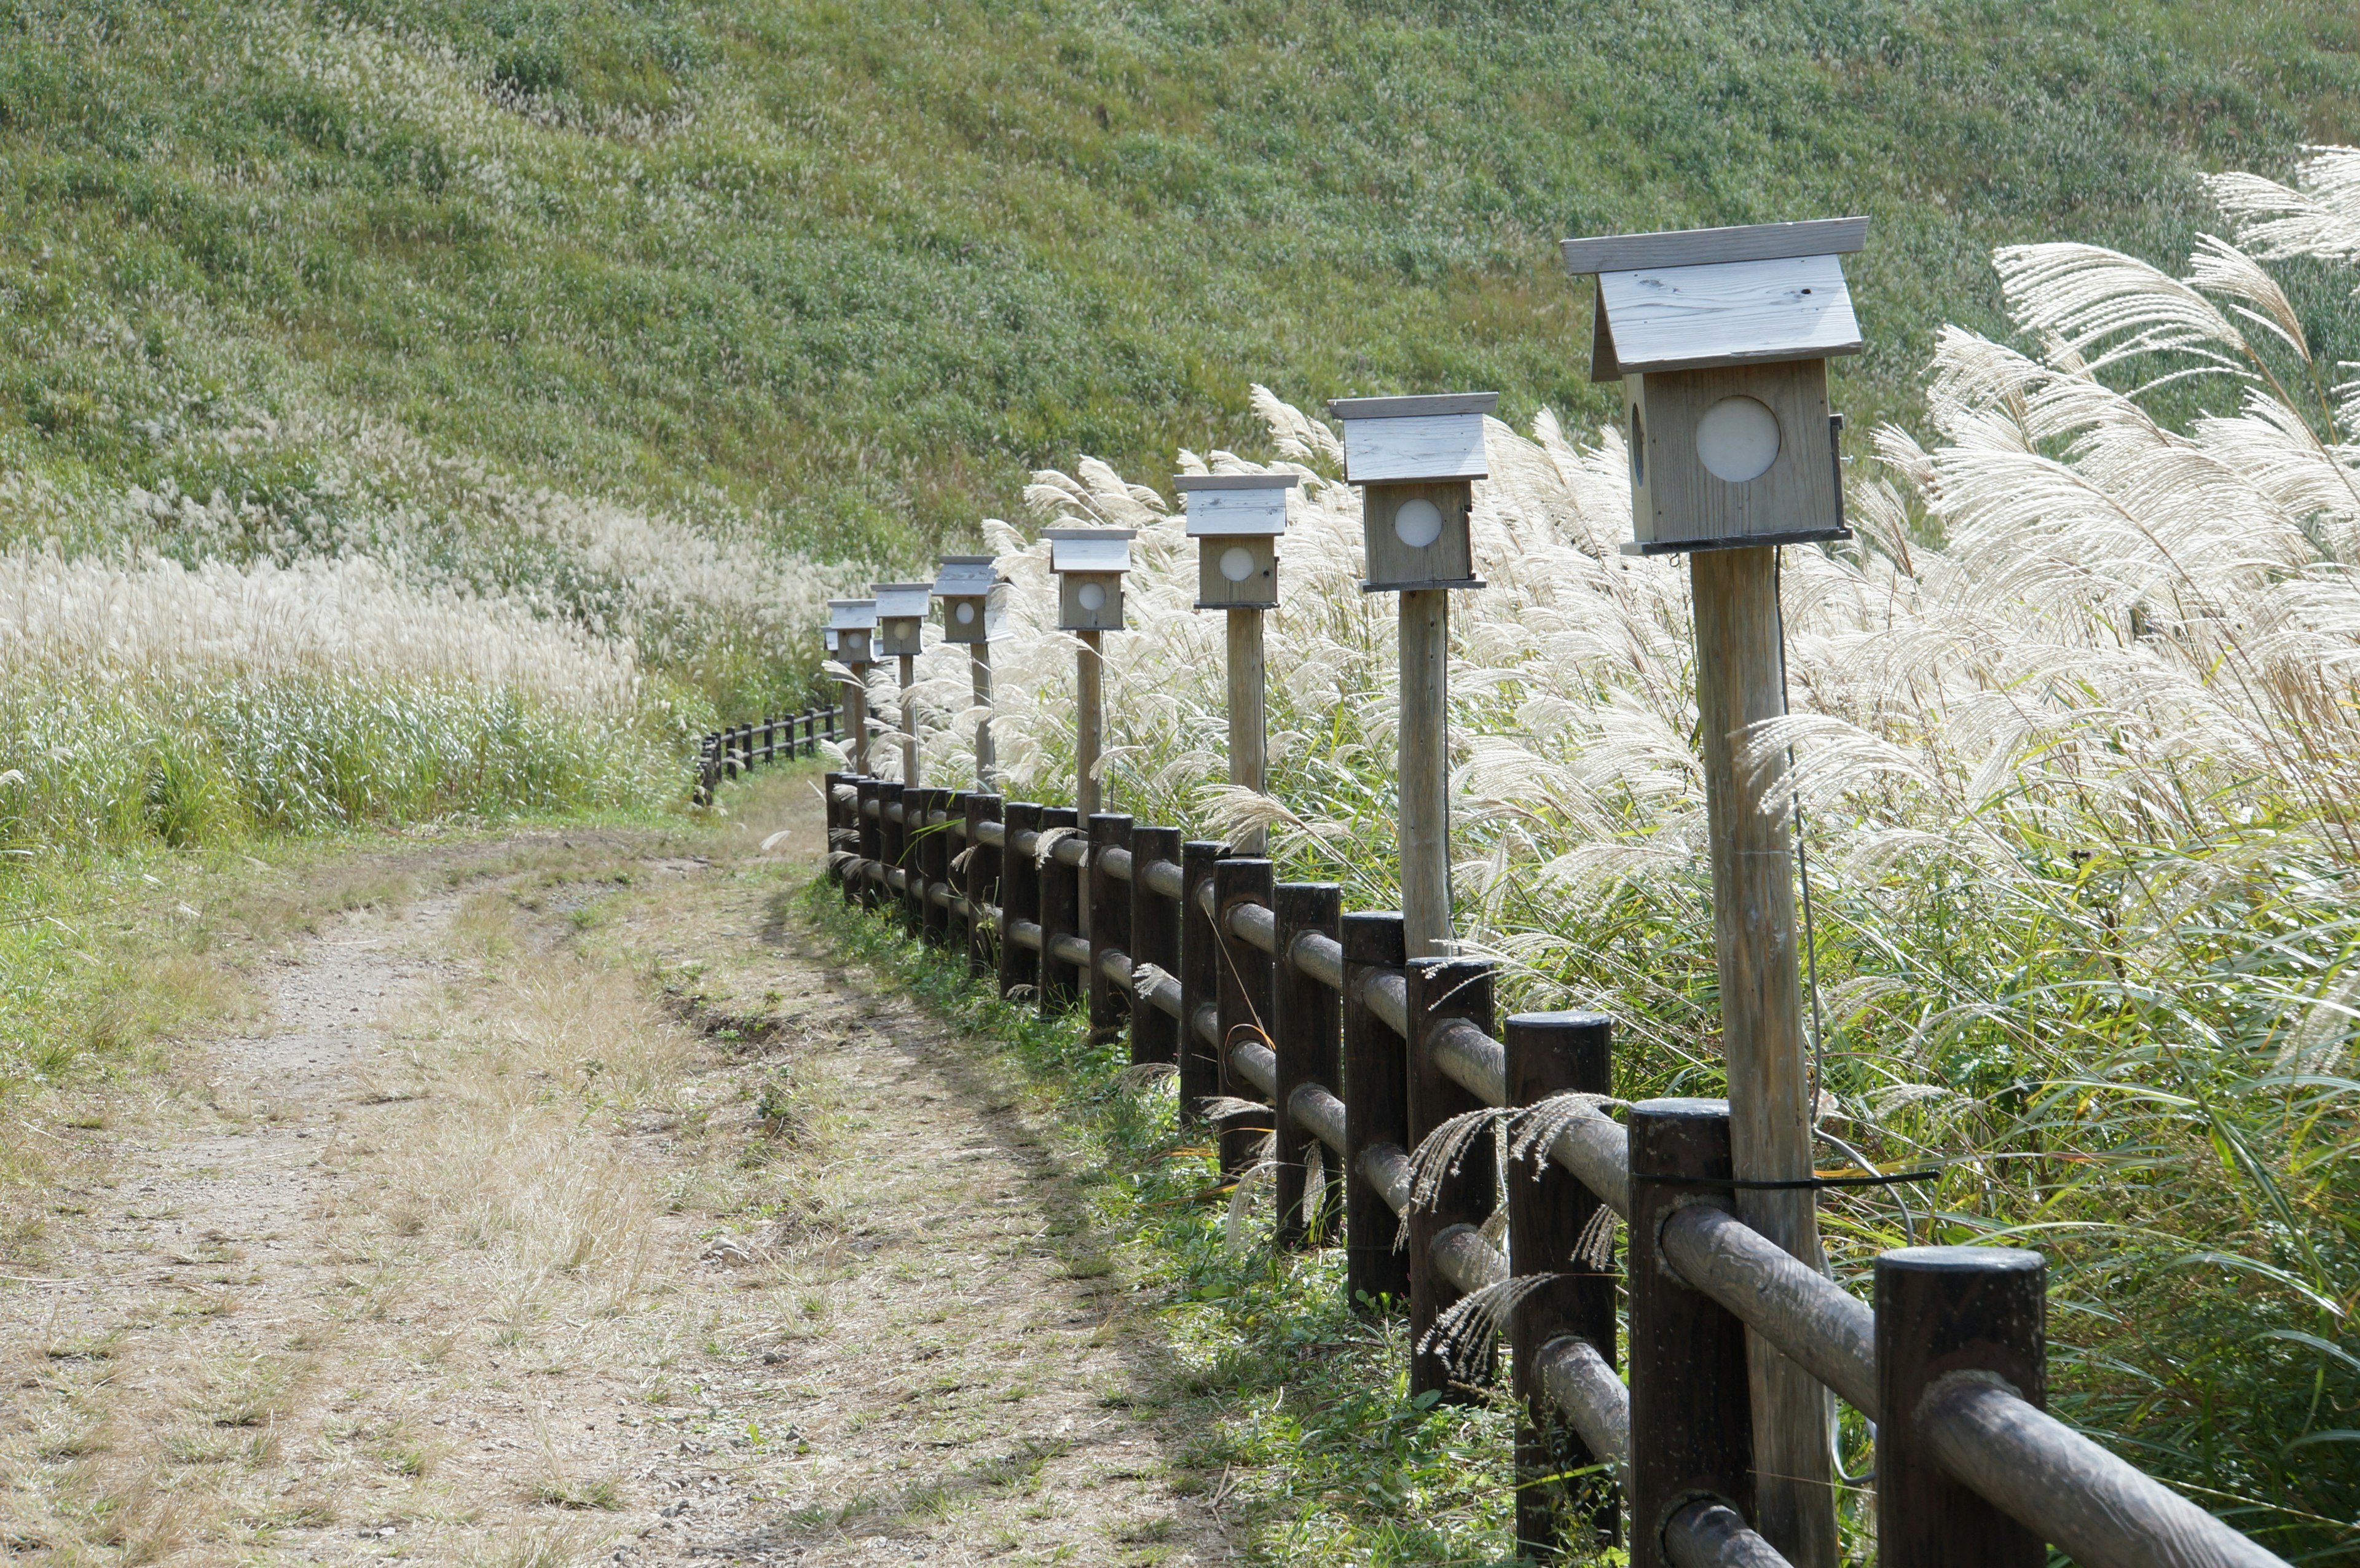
[1327,393,1496,592]
[827,598,876,666]
[872,583,933,657]
[1561,216,1866,556]
[933,556,1001,645]
[1044,528,1136,632]
[1174,473,1296,610]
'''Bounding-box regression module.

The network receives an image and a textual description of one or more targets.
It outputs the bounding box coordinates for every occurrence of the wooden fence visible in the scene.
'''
[808,768,2289,1568]
[691,701,840,806]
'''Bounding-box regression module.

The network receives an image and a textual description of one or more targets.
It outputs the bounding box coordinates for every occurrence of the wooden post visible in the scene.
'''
[922,791,956,948]
[1506,1011,1620,1558]
[1037,807,1082,1012]
[844,672,870,778]
[1398,589,1452,958]
[1227,607,1267,858]
[1342,911,1409,1314]
[1177,840,1229,1127]
[1076,629,1104,828]
[1628,1097,1755,1568]
[879,783,914,937]
[997,802,1042,1002]
[1404,957,1495,1401]
[1689,544,1834,1567]
[1128,826,1182,1065]
[854,778,884,909]
[897,653,922,787]
[1213,857,1276,1183]
[965,793,1002,981]
[1272,882,1342,1249]
[822,769,844,877]
[1087,814,1133,1041]
[971,641,996,788]
[1876,1248,2047,1568]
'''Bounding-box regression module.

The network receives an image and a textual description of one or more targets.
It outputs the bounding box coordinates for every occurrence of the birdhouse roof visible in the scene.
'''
[1043,528,1136,574]
[933,556,999,596]
[873,583,934,620]
[1562,218,1868,380]
[1326,393,1498,484]
[827,598,877,631]
[1174,472,1297,538]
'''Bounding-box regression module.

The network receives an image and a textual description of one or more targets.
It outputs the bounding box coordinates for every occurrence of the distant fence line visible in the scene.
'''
[691,701,840,806]
[805,768,2287,1568]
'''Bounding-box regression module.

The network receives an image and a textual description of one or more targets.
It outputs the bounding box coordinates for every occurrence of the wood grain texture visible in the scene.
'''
[1181,484,1290,533]
[1127,825,1182,1067]
[1075,630,1104,831]
[1339,412,1490,483]
[1197,537,1278,608]
[1561,215,1868,275]
[969,643,995,788]
[1689,545,1836,1568]
[997,802,1043,1003]
[1599,254,1859,375]
[964,793,1002,981]
[1087,815,1134,1041]
[1037,806,1082,1013]
[1632,361,1836,549]
[1398,589,1453,957]
[1272,882,1343,1249]
[898,655,922,788]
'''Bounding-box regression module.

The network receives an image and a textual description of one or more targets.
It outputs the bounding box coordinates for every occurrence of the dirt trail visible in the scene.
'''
[1,772,1229,1566]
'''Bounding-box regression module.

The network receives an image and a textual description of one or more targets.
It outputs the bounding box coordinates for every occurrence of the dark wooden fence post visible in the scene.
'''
[998,802,1042,1001]
[820,770,843,877]
[1876,1247,2047,1568]
[1213,858,1276,1185]
[1272,882,1342,1249]
[1177,841,1230,1127]
[1628,1098,1754,1568]
[1507,1011,1620,1558]
[1342,911,1409,1314]
[921,791,956,947]
[1404,957,1496,1401]
[1037,806,1081,1013]
[1088,814,1133,1044]
[1128,826,1182,1065]
[876,782,911,936]
[964,793,1003,981]
[761,716,774,762]
[854,778,884,909]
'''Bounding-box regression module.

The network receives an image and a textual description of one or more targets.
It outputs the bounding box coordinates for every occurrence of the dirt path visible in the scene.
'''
[1,772,1230,1567]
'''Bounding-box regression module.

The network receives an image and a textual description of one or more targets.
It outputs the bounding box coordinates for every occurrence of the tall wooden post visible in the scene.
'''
[1271,882,1342,1249]
[1227,607,1267,857]
[844,668,870,778]
[971,641,996,787]
[997,802,1042,1002]
[897,653,922,786]
[1087,814,1133,1041]
[1038,806,1081,1013]
[964,793,1002,981]
[1399,589,1451,958]
[1076,629,1104,826]
[1691,545,1834,1566]
[1128,826,1182,1067]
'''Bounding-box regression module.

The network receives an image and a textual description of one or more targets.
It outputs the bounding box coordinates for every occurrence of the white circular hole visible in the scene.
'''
[1393,498,1444,549]
[1695,396,1780,484]
[955,601,976,624]
[1077,581,1106,612]
[1218,545,1257,583]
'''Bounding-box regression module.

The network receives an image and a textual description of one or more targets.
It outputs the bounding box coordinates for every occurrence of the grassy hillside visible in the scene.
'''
[3,0,2358,579]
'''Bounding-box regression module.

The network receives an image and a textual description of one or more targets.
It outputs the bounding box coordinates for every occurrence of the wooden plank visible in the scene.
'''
[1561,215,1868,276]
[1038,806,1082,1012]
[1338,412,1490,484]
[1228,608,1267,856]
[964,793,1002,981]
[1128,826,1182,1065]
[1600,254,1860,375]
[1182,485,1289,535]
[1328,393,1499,419]
[1398,589,1453,957]
[997,802,1044,1002]
[1272,882,1343,1249]
[1214,858,1276,1182]
[1087,815,1133,1041]
[1405,957,1497,1402]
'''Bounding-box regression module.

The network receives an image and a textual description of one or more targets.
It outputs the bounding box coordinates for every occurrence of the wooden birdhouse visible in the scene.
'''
[873,583,933,657]
[1044,528,1136,632]
[1174,473,1296,610]
[933,556,1001,645]
[1327,393,1496,592]
[1562,217,1866,555]
[827,598,876,666]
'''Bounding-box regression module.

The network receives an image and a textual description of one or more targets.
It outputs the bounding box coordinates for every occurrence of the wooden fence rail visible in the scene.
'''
[690,700,841,806]
[808,767,2287,1568]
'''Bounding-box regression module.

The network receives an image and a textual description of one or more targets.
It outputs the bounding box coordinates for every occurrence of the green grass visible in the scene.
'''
[2,0,2356,597]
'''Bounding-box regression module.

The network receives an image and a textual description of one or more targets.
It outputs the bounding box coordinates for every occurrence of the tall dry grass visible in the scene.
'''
[870,153,2360,1551]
